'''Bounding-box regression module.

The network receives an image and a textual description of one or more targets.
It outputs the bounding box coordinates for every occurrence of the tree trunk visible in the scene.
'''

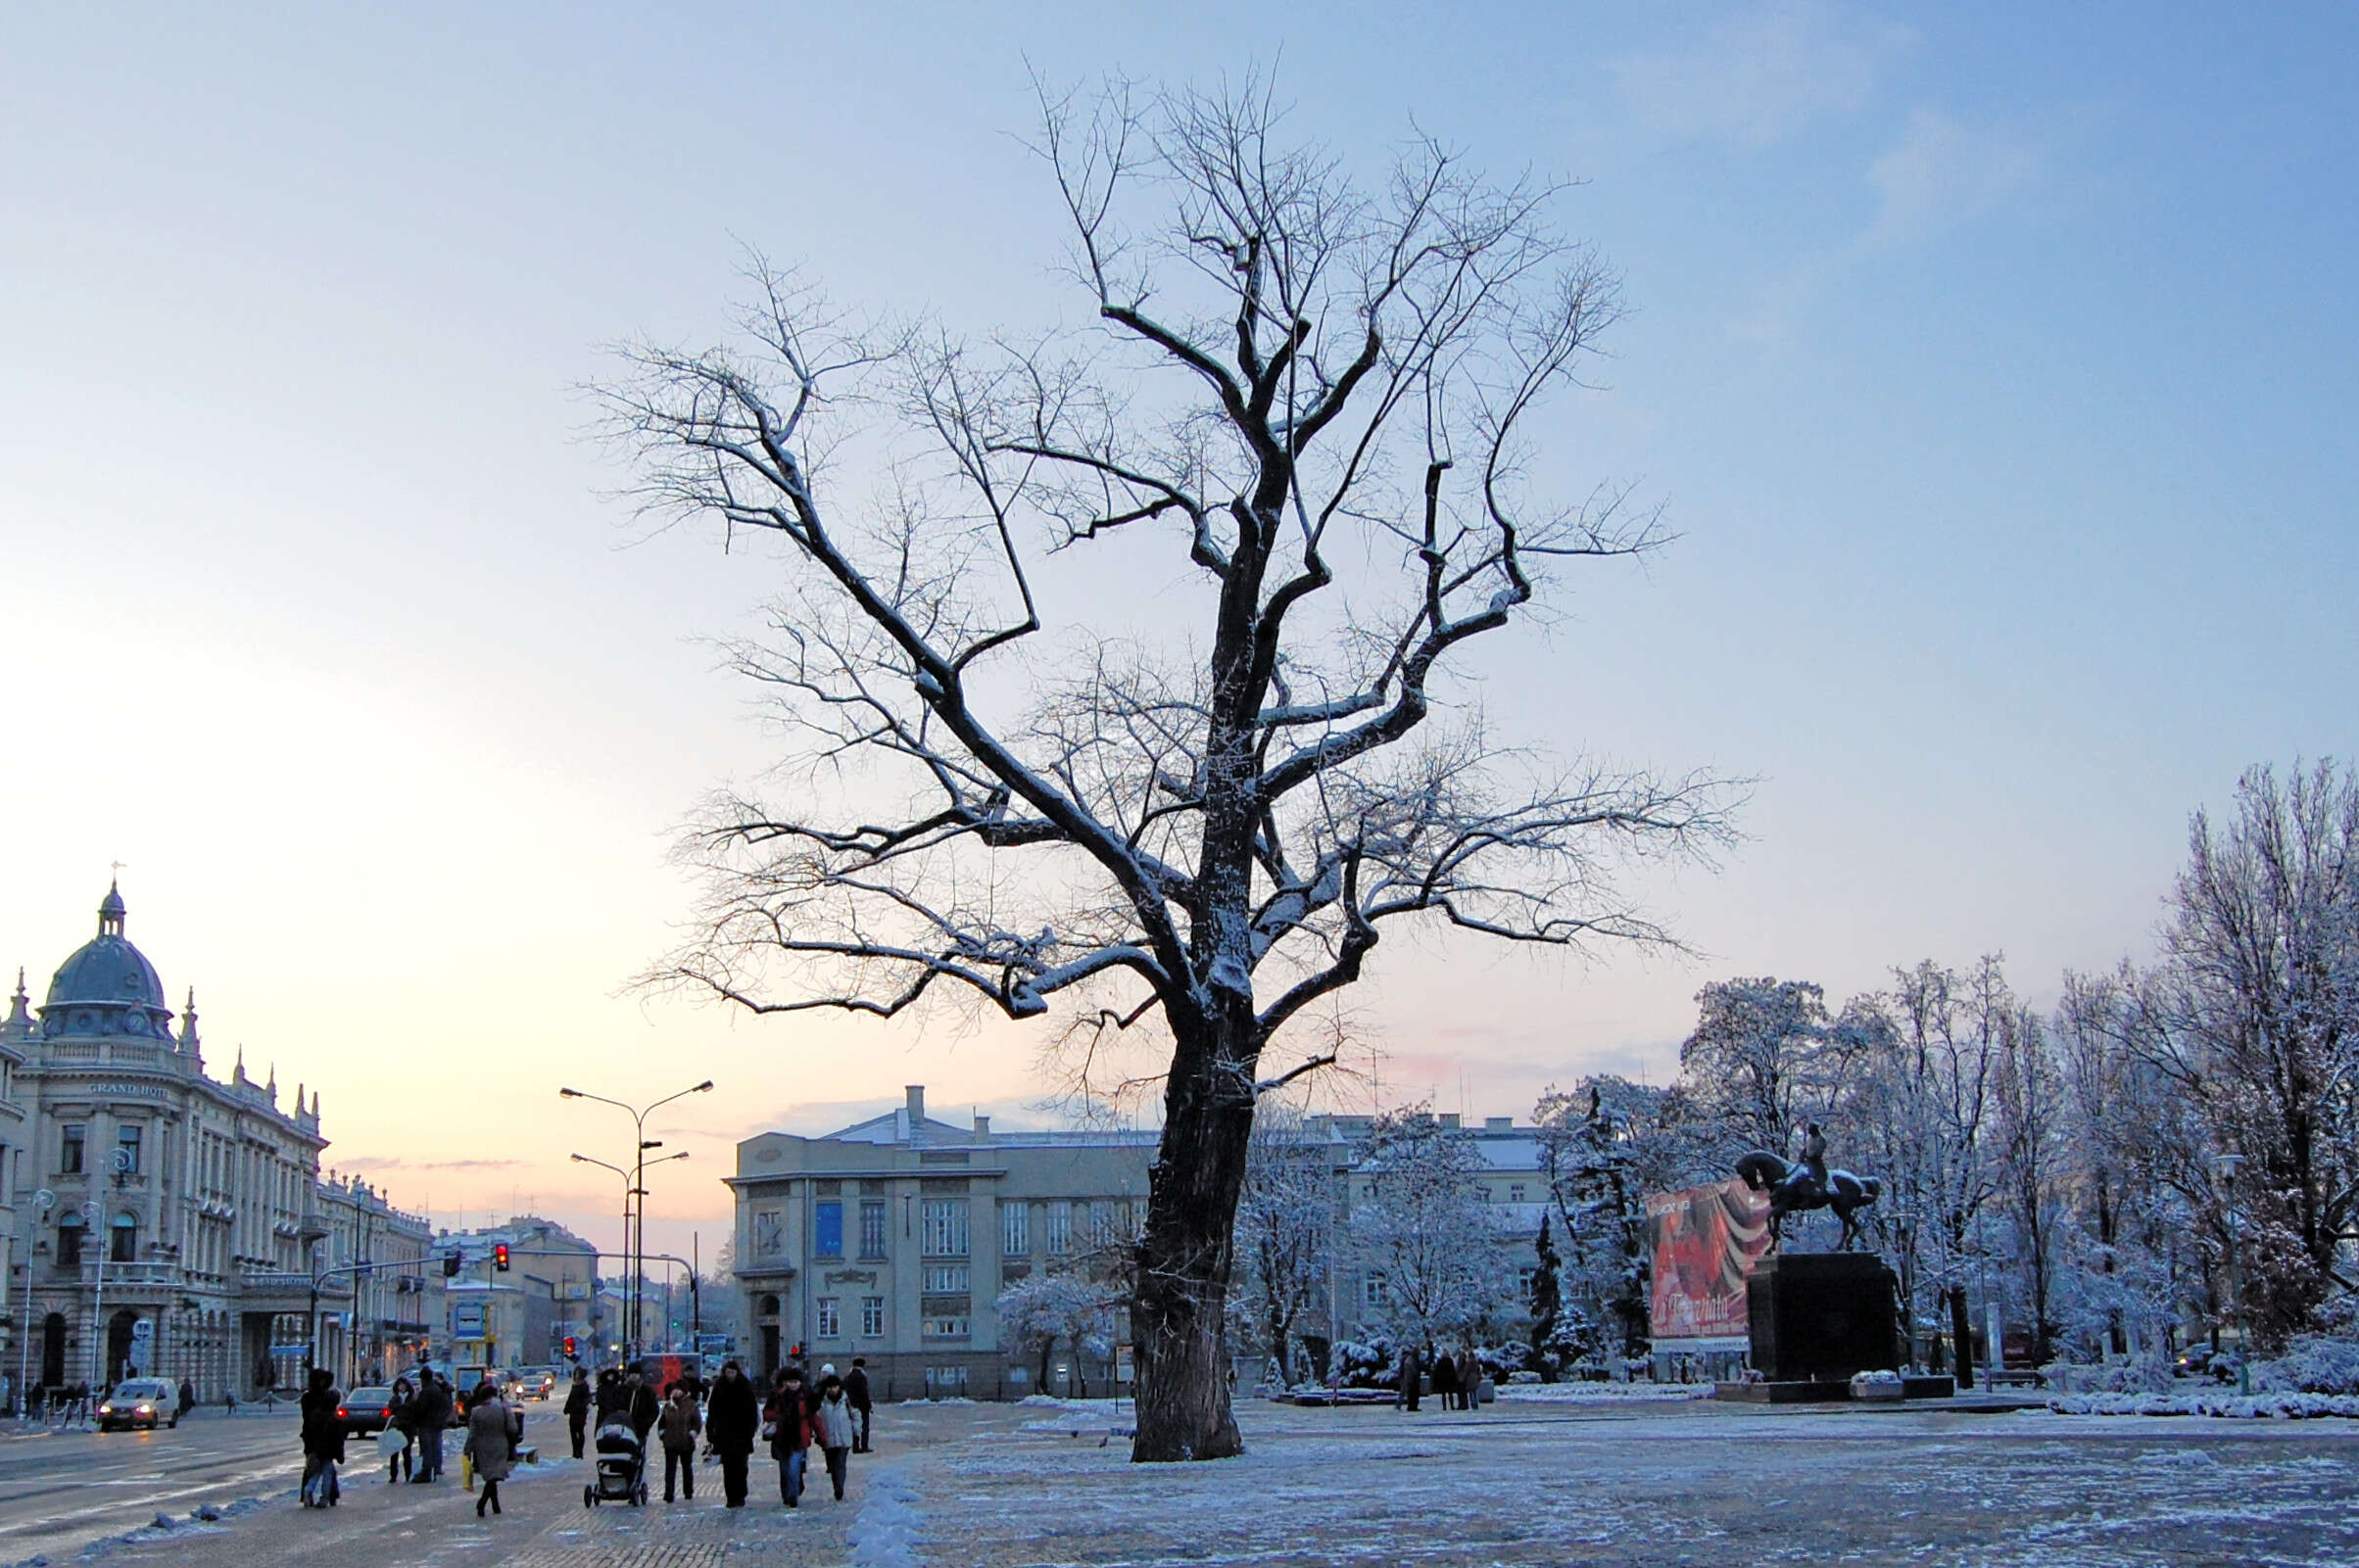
[1949,1286,1975,1391]
[1131,1016,1257,1462]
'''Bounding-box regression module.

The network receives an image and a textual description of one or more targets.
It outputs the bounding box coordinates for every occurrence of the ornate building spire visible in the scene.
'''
[180,987,203,1068]
[99,878,126,938]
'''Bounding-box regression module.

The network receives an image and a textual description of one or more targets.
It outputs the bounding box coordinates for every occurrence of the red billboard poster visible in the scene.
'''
[1645,1179,1773,1339]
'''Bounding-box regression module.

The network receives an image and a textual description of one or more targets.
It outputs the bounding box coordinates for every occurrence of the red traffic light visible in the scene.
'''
[494,1244,511,1271]
[562,1336,578,1356]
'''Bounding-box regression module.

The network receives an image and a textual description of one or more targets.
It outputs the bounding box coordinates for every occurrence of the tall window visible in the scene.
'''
[860,1297,885,1337]
[1001,1201,1030,1258]
[814,1201,844,1258]
[817,1297,841,1338]
[1046,1200,1072,1256]
[919,1199,969,1258]
[859,1200,889,1259]
[754,1209,783,1258]
[61,1125,84,1175]
[57,1214,85,1266]
[1365,1269,1390,1309]
[110,1212,137,1263]
[116,1124,143,1175]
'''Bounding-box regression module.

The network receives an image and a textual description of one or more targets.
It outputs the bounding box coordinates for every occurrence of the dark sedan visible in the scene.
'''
[337,1386,398,1436]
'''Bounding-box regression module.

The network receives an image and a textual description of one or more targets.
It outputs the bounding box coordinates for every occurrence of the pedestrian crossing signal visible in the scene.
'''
[442,1251,460,1277]
[494,1244,511,1271]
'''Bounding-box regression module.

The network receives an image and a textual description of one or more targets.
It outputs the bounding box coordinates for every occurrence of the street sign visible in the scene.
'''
[696,1333,730,1357]
[1116,1344,1134,1384]
[129,1319,154,1343]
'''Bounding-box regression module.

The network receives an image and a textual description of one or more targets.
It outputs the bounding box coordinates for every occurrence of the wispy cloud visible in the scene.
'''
[1864,107,2044,248]
[336,1156,524,1172]
[1610,2,1914,148]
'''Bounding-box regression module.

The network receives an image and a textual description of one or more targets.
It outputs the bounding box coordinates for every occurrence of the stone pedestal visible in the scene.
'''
[1747,1253,1900,1384]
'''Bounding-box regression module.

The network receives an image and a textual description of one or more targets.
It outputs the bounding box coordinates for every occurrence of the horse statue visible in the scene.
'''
[1736,1150,1882,1251]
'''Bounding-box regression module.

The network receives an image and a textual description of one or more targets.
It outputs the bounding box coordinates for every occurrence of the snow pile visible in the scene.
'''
[2046,1390,2359,1418]
[2039,1354,2173,1396]
[846,1460,922,1568]
[1493,1381,1713,1404]
[2253,1335,2359,1396]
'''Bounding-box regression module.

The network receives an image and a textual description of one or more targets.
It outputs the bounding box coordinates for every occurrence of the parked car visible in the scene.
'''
[96,1378,179,1432]
[337,1386,397,1437]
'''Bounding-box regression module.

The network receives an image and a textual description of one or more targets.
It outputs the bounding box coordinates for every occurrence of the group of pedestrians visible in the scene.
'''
[1395,1346,1487,1412]
[296,1355,879,1520]
[298,1366,515,1516]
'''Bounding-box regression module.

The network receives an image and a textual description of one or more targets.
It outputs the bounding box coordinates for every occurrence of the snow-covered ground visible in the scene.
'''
[1492,1381,1715,1404]
[891,1398,2359,1566]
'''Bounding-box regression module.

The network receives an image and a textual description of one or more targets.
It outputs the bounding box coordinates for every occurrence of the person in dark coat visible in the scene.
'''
[411,1373,451,1481]
[595,1366,626,1423]
[764,1367,813,1506]
[625,1370,661,1447]
[1459,1348,1483,1411]
[562,1366,592,1459]
[656,1384,702,1502]
[298,1368,346,1506]
[704,1359,760,1508]
[1429,1351,1459,1411]
[844,1357,873,1453]
[1396,1345,1422,1412]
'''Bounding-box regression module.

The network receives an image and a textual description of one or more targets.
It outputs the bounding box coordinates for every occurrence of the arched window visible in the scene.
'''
[110,1212,138,1263]
[57,1213,85,1267]
[758,1294,781,1318]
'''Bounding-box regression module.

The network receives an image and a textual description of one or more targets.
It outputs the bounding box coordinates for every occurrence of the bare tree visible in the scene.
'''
[601,76,1733,1460]
[1348,1109,1513,1351]
[1230,1102,1336,1387]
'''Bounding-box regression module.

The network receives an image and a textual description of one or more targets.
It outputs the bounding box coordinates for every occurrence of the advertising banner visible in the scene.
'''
[1645,1179,1772,1340]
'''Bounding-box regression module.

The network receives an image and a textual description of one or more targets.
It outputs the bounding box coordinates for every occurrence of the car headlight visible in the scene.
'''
[135,1403,155,1414]
[99,1403,117,1415]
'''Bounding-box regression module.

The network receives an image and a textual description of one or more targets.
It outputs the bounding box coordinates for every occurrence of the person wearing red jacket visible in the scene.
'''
[763,1367,815,1507]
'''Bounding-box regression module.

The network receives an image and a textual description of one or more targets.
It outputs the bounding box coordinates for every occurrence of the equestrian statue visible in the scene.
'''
[1736,1121,1882,1251]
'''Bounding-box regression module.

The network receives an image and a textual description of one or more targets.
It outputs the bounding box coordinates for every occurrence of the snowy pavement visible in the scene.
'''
[896,1398,2359,1566]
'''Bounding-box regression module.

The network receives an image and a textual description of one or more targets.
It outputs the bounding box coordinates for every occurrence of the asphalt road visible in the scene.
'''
[0,1409,316,1561]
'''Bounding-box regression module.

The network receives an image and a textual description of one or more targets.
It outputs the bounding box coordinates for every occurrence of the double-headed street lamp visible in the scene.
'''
[560,1079,712,1357]
[569,1149,688,1355]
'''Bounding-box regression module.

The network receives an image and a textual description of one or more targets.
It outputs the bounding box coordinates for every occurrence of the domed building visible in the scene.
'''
[2,884,435,1403]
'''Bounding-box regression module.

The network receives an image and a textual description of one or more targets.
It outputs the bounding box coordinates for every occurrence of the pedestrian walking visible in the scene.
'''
[844,1357,873,1453]
[657,1384,702,1502]
[625,1369,660,1449]
[298,1369,345,1508]
[705,1359,758,1508]
[1396,1345,1422,1412]
[412,1372,451,1481]
[812,1373,855,1501]
[463,1384,517,1517]
[563,1365,591,1459]
[383,1376,417,1481]
[176,1377,195,1422]
[764,1367,812,1506]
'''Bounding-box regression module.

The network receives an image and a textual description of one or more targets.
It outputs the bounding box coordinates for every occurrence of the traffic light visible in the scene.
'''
[442,1251,461,1278]
[494,1243,511,1272]
[562,1335,577,1357]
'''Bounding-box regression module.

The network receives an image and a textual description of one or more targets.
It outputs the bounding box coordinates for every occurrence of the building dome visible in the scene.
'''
[43,880,171,1036]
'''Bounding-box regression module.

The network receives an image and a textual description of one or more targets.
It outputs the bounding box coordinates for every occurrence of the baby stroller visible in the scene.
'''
[584,1421,648,1507]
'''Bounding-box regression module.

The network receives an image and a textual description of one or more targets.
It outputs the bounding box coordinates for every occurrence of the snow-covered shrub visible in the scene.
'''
[1851,1370,1904,1402]
[1329,1338,1398,1389]
[2040,1354,2171,1396]
[2252,1334,2359,1396]
[1507,1370,1542,1385]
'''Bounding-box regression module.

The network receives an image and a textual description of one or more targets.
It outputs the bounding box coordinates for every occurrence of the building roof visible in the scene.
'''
[45,882,168,1013]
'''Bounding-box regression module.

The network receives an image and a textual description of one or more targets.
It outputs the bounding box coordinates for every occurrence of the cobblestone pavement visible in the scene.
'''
[2,1403,978,1568]
[897,1399,2359,1567]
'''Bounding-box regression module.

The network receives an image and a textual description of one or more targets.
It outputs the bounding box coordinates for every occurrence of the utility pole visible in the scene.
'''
[2214,1154,2250,1396]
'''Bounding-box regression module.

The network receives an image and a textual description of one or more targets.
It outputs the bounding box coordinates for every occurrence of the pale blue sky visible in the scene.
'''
[3,3,2352,1251]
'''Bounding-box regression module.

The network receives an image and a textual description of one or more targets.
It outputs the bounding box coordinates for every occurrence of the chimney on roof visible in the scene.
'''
[906,1085,926,1127]
[1438,1113,1461,1130]
[973,1113,991,1140]
[1485,1117,1513,1132]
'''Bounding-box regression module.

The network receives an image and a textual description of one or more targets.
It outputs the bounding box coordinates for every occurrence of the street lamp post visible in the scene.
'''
[2213,1153,2250,1397]
[559,1080,711,1358]
[19,1190,57,1420]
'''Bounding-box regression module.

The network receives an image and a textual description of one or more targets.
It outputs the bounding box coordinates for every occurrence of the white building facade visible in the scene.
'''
[3,884,433,1400]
